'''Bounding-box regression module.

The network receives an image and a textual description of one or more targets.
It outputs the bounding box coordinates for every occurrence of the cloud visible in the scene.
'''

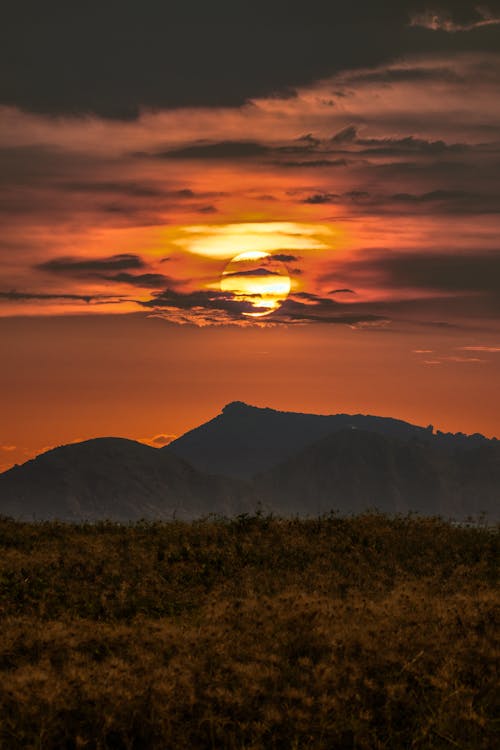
[140,288,272,320]
[61,181,167,198]
[222,268,283,279]
[331,125,358,143]
[144,141,270,160]
[0,290,119,304]
[303,193,340,204]
[458,345,500,352]
[0,445,16,452]
[104,273,171,289]
[441,356,485,362]
[274,158,349,168]
[271,254,299,263]
[35,254,173,291]
[357,250,500,295]
[140,433,177,447]
[140,286,390,328]
[3,2,499,119]
[37,254,145,273]
[410,7,500,32]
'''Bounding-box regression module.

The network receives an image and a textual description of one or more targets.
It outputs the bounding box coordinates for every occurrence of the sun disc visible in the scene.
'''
[220,251,291,317]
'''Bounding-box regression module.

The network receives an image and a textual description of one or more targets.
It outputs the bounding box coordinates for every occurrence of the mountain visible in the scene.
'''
[0,438,253,522]
[255,429,500,520]
[0,404,498,523]
[166,401,494,480]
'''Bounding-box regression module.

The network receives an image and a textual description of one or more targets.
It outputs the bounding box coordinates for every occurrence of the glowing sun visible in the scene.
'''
[220,250,291,317]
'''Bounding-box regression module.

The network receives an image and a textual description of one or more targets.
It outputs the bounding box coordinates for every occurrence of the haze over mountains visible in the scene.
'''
[0,402,498,522]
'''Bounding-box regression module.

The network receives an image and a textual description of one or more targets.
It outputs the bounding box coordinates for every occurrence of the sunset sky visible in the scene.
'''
[1,2,500,471]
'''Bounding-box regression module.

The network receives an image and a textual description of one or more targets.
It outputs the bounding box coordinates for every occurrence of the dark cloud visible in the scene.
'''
[329,127,469,155]
[59,183,214,202]
[61,181,166,198]
[357,137,468,156]
[36,254,172,290]
[0,290,108,303]
[276,158,349,169]
[104,273,171,289]
[222,268,283,279]
[300,184,500,216]
[274,295,390,326]
[410,6,500,32]
[140,285,390,327]
[3,2,500,119]
[140,288,271,318]
[331,125,358,143]
[271,254,299,262]
[391,190,479,202]
[37,254,145,273]
[323,249,500,306]
[303,193,340,204]
[343,66,464,85]
[368,251,500,295]
[145,141,270,160]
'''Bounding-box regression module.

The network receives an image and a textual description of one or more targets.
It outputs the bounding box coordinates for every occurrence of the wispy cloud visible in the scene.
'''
[410,8,500,33]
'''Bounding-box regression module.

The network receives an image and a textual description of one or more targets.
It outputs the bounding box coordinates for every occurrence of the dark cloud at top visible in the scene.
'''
[2,1,500,119]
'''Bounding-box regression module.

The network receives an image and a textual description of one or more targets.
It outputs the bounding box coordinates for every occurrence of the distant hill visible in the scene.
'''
[0,437,253,522]
[167,401,494,480]
[255,429,500,520]
[0,404,498,522]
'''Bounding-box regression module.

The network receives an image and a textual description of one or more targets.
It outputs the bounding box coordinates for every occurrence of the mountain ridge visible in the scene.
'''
[0,403,498,522]
[166,401,496,479]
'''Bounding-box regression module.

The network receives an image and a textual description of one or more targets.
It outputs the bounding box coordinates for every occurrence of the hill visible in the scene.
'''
[167,401,493,479]
[255,428,500,520]
[0,404,498,522]
[0,437,252,522]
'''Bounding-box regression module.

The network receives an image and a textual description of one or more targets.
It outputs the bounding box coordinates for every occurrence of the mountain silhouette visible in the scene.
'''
[0,437,252,522]
[255,429,500,520]
[0,404,498,522]
[167,401,493,479]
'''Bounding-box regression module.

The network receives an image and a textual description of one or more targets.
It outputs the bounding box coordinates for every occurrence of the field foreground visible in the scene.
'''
[0,513,498,749]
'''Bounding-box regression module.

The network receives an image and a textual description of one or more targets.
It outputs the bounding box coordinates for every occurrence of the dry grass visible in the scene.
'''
[0,513,498,749]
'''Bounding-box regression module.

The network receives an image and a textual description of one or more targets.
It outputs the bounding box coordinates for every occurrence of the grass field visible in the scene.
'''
[0,513,498,749]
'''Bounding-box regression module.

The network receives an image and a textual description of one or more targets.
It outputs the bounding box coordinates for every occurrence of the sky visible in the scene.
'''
[1,1,500,470]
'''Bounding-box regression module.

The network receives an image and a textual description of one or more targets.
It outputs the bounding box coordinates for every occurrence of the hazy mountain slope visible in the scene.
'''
[166,401,493,480]
[0,438,253,522]
[1,407,497,523]
[255,429,500,520]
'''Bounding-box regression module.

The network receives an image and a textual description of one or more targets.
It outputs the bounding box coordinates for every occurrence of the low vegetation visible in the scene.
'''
[0,513,498,749]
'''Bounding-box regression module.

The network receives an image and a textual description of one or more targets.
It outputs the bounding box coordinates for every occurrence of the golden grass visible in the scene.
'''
[0,513,498,749]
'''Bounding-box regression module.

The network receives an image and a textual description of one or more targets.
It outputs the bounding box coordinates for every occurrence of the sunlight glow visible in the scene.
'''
[176,222,332,259]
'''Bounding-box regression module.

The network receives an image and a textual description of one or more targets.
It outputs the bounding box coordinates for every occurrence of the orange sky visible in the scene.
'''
[1,47,500,468]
